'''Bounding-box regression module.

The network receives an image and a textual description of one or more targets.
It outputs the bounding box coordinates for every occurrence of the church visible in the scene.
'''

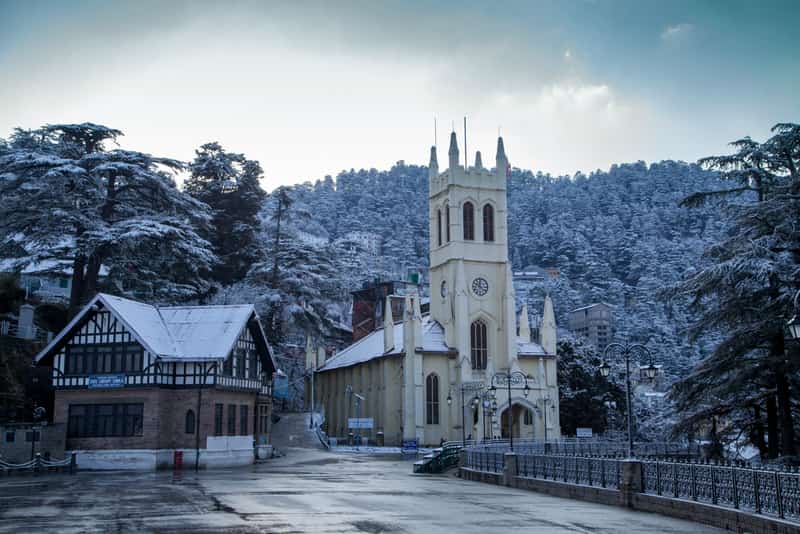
[307,133,561,446]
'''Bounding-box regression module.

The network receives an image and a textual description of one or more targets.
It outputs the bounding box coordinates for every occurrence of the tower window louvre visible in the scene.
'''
[470,319,488,370]
[463,202,475,241]
[436,209,442,247]
[483,204,495,242]
[445,205,451,242]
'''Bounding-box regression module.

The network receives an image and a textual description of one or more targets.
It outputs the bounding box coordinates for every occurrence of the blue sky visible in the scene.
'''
[1,0,797,189]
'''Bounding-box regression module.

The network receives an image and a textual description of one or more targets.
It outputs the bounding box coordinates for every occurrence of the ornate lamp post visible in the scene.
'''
[599,343,658,457]
[489,371,530,452]
[447,383,483,446]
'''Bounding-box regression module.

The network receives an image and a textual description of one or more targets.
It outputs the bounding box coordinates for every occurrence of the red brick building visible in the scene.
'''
[34,293,276,470]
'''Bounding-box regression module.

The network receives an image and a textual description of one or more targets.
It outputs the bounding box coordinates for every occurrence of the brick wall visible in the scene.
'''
[54,387,260,452]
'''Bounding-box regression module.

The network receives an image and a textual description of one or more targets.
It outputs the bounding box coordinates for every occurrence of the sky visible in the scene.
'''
[1,0,798,191]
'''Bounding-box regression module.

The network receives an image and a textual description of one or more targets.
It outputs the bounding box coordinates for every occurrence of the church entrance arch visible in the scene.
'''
[500,404,527,439]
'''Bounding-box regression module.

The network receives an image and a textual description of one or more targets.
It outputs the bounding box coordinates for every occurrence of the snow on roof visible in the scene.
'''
[318,315,450,372]
[35,293,269,364]
[319,317,551,372]
[516,337,547,357]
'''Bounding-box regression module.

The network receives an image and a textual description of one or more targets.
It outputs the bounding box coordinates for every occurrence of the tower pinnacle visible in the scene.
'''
[448,131,459,169]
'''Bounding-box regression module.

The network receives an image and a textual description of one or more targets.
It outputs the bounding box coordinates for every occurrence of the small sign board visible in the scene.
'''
[87,374,126,389]
[576,427,593,438]
[402,439,418,453]
[348,418,374,429]
[272,375,289,399]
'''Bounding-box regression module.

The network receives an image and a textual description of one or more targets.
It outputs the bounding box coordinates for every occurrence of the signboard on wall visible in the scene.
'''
[348,418,374,429]
[87,374,126,389]
[576,427,593,438]
[401,439,418,453]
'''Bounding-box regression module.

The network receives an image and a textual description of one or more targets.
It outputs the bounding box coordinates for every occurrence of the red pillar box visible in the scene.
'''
[174,450,184,470]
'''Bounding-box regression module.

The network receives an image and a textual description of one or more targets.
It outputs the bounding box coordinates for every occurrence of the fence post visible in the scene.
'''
[620,460,643,508]
[753,470,761,514]
[588,458,593,487]
[732,467,739,509]
[601,458,606,488]
[775,471,784,519]
[69,453,77,474]
[503,453,517,487]
[691,462,698,501]
[673,462,679,498]
[656,461,661,495]
[711,463,718,505]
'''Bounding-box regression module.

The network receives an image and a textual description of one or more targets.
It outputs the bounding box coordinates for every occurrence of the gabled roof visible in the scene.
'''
[318,315,551,372]
[318,315,451,372]
[35,293,276,372]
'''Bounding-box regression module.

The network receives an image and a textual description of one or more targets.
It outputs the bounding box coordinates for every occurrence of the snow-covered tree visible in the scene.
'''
[665,123,800,458]
[185,142,266,284]
[0,123,216,315]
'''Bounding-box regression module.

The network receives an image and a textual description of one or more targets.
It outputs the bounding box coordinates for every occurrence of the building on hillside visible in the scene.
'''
[307,134,561,446]
[34,293,276,470]
[0,259,108,304]
[568,302,615,349]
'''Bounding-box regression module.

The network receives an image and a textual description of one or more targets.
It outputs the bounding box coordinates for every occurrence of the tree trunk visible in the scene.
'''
[776,367,797,456]
[68,254,86,319]
[751,404,768,460]
[767,394,780,459]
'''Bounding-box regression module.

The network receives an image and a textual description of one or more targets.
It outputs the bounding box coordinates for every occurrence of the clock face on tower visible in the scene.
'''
[471,277,489,296]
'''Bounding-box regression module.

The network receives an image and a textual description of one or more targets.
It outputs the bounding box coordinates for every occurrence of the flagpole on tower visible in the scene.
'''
[464,116,467,169]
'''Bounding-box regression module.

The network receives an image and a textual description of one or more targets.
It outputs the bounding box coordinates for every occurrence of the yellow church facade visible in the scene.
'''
[307,133,561,446]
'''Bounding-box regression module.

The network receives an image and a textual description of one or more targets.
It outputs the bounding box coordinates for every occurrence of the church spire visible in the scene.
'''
[475,150,482,169]
[519,304,531,342]
[448,131,459,170]
[429,145,438,168]
[495,136,507,170]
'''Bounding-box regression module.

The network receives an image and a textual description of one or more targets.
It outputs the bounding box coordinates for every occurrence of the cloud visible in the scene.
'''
[661,23,694,43]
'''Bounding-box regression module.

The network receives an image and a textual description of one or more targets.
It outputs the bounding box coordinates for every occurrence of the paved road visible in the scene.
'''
[0,447,723,533]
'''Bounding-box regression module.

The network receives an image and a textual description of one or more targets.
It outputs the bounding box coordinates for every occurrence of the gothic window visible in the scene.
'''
[445,205,451,242]
[436,209,442,247]
[463,202,475,240]
[227,404,237,435]
[425,374,439,424]
[185,410,195,434]
[483,204,495,242]
[470,320,488,370]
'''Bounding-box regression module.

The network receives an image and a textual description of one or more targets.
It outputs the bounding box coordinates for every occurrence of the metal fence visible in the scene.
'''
[471,439,699,458]
[642,460,800,521]
[517,454,622,490]
[465,448,506,473]
[0,453,75,474]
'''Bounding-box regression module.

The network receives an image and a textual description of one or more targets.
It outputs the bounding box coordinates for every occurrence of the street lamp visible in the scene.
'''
[489,370,530,452]
[450,383,484,446]
[598,342,658,457]
[787,290,800,341]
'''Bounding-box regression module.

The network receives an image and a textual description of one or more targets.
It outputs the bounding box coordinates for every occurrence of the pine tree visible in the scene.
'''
[0,123,216,315]
[186,142,266,284]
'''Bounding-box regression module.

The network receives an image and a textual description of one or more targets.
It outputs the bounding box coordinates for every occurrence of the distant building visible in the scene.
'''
[350,280,423,342]
[0,259,108,304]
[568,302,615,349]
[34,293,277,470]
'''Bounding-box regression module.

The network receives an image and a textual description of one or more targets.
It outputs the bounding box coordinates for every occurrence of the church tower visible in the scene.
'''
[428,132,517,382]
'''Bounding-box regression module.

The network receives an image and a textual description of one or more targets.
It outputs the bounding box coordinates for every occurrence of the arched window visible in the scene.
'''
[445,205,451,242]
[470,319,488,369]
[425,374,439,424]
[483,204,494,242]
[463,202,475,240]
[185,409,196,434]
[436,209,442,247]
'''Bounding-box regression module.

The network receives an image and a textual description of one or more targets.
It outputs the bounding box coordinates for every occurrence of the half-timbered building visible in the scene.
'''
[35,293,276,470]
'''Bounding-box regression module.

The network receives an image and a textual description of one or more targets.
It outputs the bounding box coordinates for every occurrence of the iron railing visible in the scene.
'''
[465,448,506,473]
[516,454,622,490]
[642,459,800,521]
[470,439,698,458]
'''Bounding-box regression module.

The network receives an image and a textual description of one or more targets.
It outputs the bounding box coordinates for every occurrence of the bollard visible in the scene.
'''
[69,452,77,474]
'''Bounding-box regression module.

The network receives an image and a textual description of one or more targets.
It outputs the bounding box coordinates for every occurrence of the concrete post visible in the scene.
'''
[458,449,467,469]
[503,452,517,487]
[620,459,643,508]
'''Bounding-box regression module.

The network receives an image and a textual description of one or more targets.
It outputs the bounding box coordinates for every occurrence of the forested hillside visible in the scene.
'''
[275,160,726,380]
